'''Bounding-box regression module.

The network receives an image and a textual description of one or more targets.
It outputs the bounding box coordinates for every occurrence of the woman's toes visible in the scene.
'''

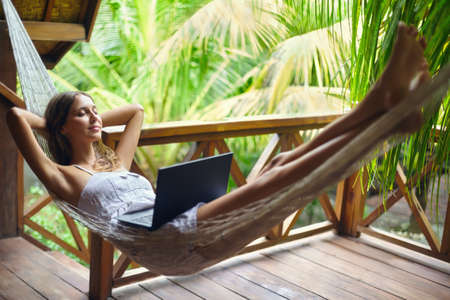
[419,36,427,50]
[408,24,418,37]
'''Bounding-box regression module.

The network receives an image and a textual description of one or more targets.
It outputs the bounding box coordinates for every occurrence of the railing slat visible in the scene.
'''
[440,194,450,254]
[214,140,246,186]
[24,218,89,262]
[183,142,207,162]
[247,134,280,182]
[61,210,89,258]
[319,194,338,225]
[395,164,441,253]
[360,160,435,227]
[358,226,449,262]
[113,254,132,280]
[112,270,158,288]
[239,221,335,254]
[360,190,403,227]
[24,195,52,218]
[282,209,304,237]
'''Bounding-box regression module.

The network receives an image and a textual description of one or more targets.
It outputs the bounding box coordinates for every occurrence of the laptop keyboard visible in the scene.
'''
[132,215,153,225]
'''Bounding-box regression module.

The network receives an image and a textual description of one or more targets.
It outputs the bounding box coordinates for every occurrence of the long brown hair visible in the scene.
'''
[44,91,120,171]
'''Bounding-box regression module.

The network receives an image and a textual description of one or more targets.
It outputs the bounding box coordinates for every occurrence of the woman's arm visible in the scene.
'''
[100,104,144,169]
[6,107,65,193]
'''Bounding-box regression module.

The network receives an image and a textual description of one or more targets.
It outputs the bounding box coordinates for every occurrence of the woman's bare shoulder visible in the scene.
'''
[45,164,91,206]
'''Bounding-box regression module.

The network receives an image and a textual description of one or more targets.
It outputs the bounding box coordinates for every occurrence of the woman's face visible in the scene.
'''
[61,94,102,144]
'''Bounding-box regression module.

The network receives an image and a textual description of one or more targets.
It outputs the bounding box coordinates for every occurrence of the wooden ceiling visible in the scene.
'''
[0,0,102,68]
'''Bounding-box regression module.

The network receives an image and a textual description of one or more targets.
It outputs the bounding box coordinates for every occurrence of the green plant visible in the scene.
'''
[47,0,448,237]
[24,185,89,266]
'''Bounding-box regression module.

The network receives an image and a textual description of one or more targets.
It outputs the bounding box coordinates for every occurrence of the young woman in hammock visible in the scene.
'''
[7,23,429,232]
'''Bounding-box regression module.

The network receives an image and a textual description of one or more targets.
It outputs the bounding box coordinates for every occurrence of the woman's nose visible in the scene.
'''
[89,112,100,123]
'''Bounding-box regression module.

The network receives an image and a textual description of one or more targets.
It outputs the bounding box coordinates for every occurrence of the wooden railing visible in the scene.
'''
[17,114,450,300]
[96,114,343,290]
[356,162,450,261]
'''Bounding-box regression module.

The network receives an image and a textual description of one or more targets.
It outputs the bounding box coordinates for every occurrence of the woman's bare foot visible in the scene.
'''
[395,69,430,133]
[380,22,428,108]
[359,22,429,133]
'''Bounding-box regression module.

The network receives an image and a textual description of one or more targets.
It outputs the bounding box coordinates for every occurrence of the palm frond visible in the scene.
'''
[154,0,286,65]
[197,86,348,121]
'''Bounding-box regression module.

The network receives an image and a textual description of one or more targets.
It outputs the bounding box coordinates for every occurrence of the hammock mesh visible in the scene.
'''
[3,0,449,275]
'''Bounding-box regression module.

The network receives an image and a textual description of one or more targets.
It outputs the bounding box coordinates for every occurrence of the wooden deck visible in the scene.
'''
[0,232,448,300]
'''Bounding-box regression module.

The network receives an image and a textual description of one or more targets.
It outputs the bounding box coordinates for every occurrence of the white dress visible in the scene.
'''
[75,165,201,233]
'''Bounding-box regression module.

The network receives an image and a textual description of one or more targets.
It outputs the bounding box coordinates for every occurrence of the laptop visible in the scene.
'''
[118,152,233,230]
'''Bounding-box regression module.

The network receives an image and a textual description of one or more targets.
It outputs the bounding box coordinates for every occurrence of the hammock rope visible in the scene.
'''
[3,0,449,275]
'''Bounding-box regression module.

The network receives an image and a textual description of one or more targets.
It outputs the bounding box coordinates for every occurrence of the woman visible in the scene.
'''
[6,23,428,231]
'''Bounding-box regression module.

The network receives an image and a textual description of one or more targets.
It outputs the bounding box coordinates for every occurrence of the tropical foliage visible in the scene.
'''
[19,0,448,263]
[50,0,448,199]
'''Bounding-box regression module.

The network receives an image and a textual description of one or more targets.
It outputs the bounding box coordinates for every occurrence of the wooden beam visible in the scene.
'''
[21,232,51,251]
[79,0,102,41]
[0,82,24,108]
[395,164,441,253]
[361,159,435,227]
[113,270,158,288]
[0,21,86,42]
[239,221,334,254]
[42,42,76,69]
[102,114,342,145]
[61,210,89,256]
[113,254,132,280]
[358,226,449,262]
[214,140,246,186]
[440,194,450,254]
[319,193,338,226]
[360,189,403,227]
[25,21,86,41]
[247,134,280,182]
[282,209,304,237]
[24,218,89,262]
[43,0,56,22]
[202,141,216,157]
[24,195,52,218]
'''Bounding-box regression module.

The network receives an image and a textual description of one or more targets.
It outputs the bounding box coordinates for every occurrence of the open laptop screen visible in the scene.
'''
[152,152,233,229]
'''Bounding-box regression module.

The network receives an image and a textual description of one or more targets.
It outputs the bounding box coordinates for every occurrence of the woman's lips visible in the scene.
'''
[89,126,101,132]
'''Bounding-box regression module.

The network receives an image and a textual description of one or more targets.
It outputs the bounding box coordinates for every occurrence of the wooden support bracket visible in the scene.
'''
[395,164,441,253]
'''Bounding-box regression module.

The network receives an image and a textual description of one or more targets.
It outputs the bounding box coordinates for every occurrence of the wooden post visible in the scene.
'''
[89,232,114,300]
[0,23,21,238]
[335,170,367,237]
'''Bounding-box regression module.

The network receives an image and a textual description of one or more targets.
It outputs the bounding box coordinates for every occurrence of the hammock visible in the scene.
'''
[3,0,449,276]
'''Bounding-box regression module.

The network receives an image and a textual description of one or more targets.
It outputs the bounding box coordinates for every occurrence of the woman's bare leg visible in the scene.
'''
[260,23,427,174]
[197,23,429,221]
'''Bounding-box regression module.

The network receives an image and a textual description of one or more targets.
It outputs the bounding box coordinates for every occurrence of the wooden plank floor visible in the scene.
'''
[0,232,448,300]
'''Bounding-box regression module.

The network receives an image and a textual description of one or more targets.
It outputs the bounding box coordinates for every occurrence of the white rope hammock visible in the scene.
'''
[3,0,449,275]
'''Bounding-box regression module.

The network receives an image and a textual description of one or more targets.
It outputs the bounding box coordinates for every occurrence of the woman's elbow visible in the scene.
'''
[128,103,144,116]
[135,104,144,113]
[133,104,144,118]
[6,107,22,127]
